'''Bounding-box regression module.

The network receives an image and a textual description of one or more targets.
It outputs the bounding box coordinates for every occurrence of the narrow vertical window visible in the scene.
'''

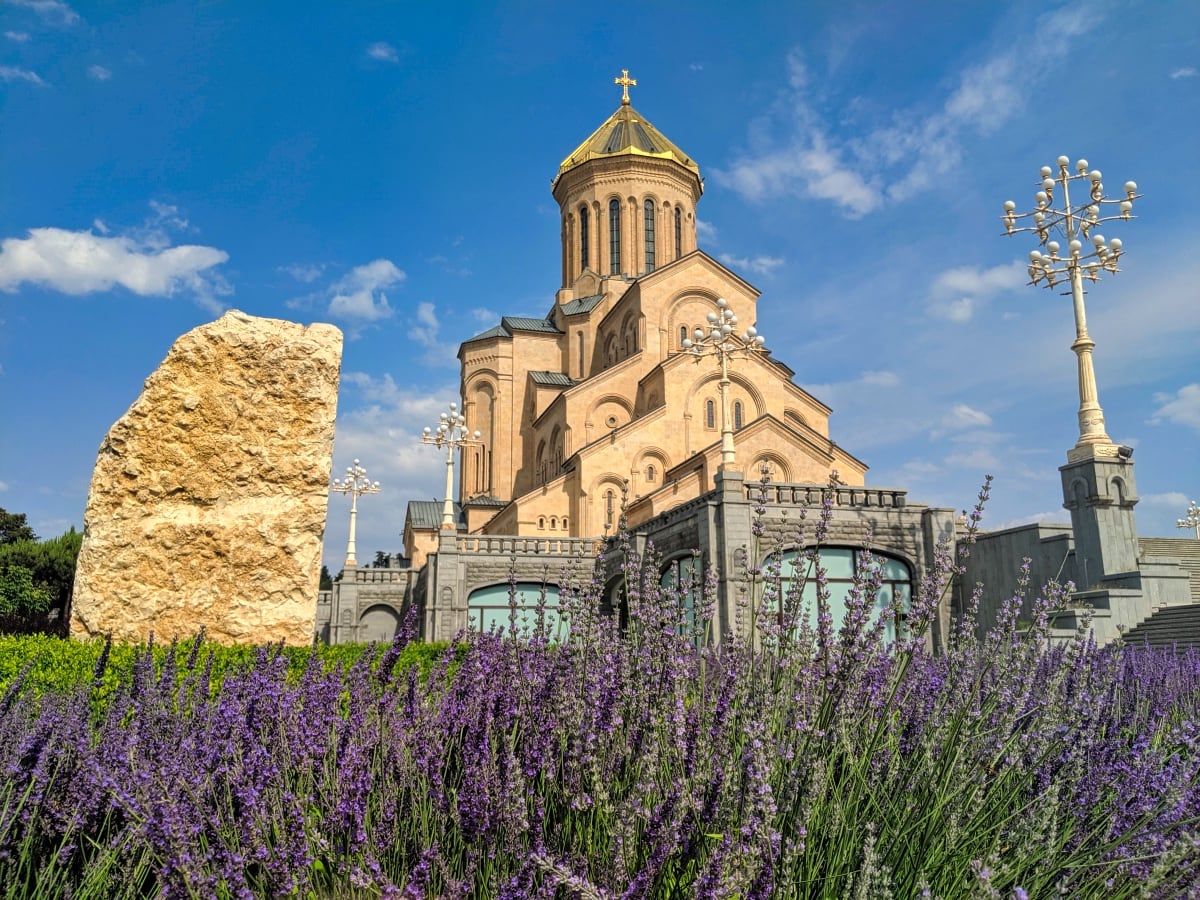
[705,399,716,429]
[609,199,621,275]
[646,464,656,483]
[674,207,682,258]
[644,199,656,273]
[577,331,584,379]
[679,325,687,346]
[734,400,744,430]
[579,206,589,271]
[605,490,615,528]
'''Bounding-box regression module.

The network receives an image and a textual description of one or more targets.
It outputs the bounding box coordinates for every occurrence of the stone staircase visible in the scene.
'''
[1120,602,1200,650]
[1139,537,1200,602]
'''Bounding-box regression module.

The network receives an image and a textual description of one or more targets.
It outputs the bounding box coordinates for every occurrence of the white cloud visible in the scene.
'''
[279,262,325,283]
[927,261,1026,323]
[8,0,78,24]
[1148,384,1200,433]
[0,480,7,492]
[4,30,31,41]
[695,219,717,244]
[1170,66,1197,80]
[0,65,46,85]
[328,259,403,322]
[861,370,899,388]
[689,63,704,72]
[92,218,108,234]
[411,301,439,346]
[0,223,230,311]
[470,306,498,324]
[86,64,111,81]
[717,253,784,276]
[939,404,993,433]
[366,41,399,63]
[716,7,1097,218]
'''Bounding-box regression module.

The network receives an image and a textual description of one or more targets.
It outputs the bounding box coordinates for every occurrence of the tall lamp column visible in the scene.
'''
[331,459,380,569]
[1002,156,1140,457]
[681,297,768,471]
[422,401,483,530]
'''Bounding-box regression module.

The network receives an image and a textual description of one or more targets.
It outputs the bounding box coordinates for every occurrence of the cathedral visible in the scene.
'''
[317,74,1199,647]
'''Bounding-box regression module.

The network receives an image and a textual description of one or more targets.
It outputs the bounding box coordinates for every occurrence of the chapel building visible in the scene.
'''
[443,80,866,549]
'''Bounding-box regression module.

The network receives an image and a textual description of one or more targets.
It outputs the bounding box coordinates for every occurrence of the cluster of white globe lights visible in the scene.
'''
[1003,156,1139,287]
[680,298,767,353]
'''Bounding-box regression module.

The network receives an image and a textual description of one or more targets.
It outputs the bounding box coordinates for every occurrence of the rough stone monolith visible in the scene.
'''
[70,311,342,645]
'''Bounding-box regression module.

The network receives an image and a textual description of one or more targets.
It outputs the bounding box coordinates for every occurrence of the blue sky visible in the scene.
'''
[1,0,1197,573]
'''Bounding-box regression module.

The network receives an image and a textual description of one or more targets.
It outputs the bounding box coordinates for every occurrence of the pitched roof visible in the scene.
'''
[558,293,605,316]
[529,371,576,387]
[463,324,509,344]
[501,315,561,334]
[405,500,465,530]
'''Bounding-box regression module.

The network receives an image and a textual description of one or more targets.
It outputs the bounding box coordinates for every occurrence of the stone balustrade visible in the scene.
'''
[745,482,908,509]
[455,535,603,556]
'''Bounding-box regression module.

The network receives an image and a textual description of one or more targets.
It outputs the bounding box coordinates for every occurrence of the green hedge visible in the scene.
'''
[0,633,452,701]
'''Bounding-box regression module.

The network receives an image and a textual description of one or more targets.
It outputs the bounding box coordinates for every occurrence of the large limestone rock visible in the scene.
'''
[71,311,342,646]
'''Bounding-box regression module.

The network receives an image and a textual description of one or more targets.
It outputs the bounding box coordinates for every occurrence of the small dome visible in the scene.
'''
[554,103,700,187]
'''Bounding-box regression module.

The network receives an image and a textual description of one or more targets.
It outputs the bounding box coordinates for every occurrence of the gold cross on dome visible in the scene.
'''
[614,69,637,105]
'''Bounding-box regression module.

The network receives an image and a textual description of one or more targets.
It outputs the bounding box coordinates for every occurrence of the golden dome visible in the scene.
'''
[554,102,701,187]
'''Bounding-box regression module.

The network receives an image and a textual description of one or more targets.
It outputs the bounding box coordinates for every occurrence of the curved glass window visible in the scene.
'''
[705,399,716,429]
[609,199,621,275]
[674,207,682,257]
[468,582,563,638]
[644,199,656,273]
[733,400,744,430]
[579,205,589,270]
[766,548,911,643]
[661,555,703,644]
[646,464,656,483]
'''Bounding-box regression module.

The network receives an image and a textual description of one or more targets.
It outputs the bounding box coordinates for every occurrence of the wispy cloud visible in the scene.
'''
[86,64,111,81]
[936,403,993,436]
[8,0,78,25]
[366,41,399,63]
[279,262,325,284]
[695,219,717,244]
[689,63,704,72]
[717,253,784,276]
[0,65,46,85]
[715,8,1097,218]
[328,259,404,322]
[470,307,498,324]
[1170,66,1197,80]
[1142,491,1191,508]
[1148,384,1200,433]
[4,30,30,42]
[926,261,1026,323]
[0,211,230,312]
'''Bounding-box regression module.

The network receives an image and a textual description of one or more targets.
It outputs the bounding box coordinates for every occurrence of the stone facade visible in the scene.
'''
[72,311,342,646]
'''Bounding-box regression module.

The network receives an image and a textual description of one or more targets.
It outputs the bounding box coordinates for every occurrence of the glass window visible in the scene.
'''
[705,399,716,429]
[605,490,615,529]
[538,517,545,529]
[646,464,656,483]
[468,582,564,639]
[733,400,744,430]
[767,548,912,643]
[579,206,589,270]
[674,207,682,257]
[609,199,621,275]
[644,199,656,273]
[679,325,687,346]
[661,555,702,644]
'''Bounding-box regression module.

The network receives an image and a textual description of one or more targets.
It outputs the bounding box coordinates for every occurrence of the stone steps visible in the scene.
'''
[1121,603,1200,649]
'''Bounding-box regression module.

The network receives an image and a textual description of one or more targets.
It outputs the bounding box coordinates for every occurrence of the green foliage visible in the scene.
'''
[0,526,83,618]
[0,633,451,701]
[0,508,36,545]
[319,564,333,591]
[0,566,52,616]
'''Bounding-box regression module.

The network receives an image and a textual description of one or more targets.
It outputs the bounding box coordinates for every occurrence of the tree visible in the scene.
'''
[0,508,37,545]
[319,565,333,591]
[0,525,83,622]
[0,564,52,616]
[373,551,390,569]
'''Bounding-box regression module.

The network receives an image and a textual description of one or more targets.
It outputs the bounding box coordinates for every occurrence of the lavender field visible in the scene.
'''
[2,500,1199,898]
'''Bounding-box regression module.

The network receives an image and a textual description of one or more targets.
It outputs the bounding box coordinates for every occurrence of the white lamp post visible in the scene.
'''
[1178,500,1200,539]
[1002,156,1141,458]
[422,401,483,531]
[680,297,768,471]
[331,459,380,568]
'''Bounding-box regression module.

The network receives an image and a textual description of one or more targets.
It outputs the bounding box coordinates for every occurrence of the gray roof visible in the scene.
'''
[405,500,465,530]
[502,315,561,334]
[465,495,508,508]
[529,371,576,387]
[463,324,509,344]
[559,293,605,316]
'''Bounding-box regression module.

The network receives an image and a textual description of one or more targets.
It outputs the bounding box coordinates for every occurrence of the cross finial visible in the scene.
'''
[614,68,637,105]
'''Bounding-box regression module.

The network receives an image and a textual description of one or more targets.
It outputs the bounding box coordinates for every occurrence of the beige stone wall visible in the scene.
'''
[71,311,342,646]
